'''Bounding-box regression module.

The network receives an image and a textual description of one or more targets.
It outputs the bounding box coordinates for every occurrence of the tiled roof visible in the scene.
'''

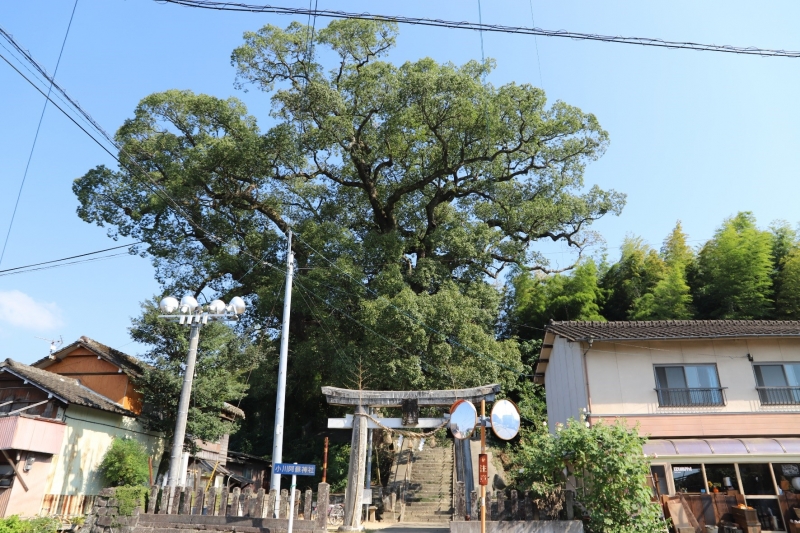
[33,336,144,377]
[546,320,800,342]
[31,337,244,419]
[0,359,135,416]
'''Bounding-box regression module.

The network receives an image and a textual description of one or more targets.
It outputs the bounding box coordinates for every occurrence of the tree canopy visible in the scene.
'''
[73,19,623,459]
[509,213,800,346]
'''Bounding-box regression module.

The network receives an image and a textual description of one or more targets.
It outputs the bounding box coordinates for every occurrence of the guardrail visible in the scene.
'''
[654,387,726,407]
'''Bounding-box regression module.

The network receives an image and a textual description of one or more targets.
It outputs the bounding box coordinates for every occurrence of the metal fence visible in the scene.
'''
[756,386,800,405]
[654,387,726,407]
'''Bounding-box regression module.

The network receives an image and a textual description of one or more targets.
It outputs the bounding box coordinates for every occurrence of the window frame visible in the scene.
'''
[653,363,726,407]
[752,362,800,406]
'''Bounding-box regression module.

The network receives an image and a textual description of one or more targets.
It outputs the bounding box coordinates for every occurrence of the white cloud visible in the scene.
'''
[0,290,63,331]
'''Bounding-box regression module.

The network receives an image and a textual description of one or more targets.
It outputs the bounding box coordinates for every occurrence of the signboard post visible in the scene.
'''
[273,463,316,533]
[478,453,488,486]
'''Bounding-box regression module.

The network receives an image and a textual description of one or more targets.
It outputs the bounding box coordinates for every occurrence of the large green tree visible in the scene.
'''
[73,20,623,457]
[689,212,773,319]
[510,259,605,336]
[629,222,693,320]
[600,237,665,320]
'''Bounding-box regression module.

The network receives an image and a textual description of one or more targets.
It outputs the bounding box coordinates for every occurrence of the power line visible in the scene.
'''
[0,252,131,278]
[527,0,544,89]
[0,0,79,268]
[0,26,258,267]
[157,0,800,58]
[0,242,142,274]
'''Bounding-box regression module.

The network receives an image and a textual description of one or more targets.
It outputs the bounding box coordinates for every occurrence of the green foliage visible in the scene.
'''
[601,237,666,321]
[131,300,267,445]
[115,485,150,516]
[660,221,693,269]
[514,419,663,533]
[100,437,150,487]
[776,249,800,319]
[0,517,59,533]
[73,19,622,459]
[326,443,352,493]
[628,222,694,320]
[629,266,693,320]
[511,259,605,336]
[691,212,773,318]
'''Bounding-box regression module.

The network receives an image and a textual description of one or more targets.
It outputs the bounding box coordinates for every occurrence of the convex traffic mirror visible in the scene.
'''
[449,399,477,440]
[490,399,521,440]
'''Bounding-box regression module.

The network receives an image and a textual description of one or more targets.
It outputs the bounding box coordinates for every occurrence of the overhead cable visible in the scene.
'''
[157,0,800,58]
[0,242,142,274]
[0,252,131,278]
[0,0,80,268]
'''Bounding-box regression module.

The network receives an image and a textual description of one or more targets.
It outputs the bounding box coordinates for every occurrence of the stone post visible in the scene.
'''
[316,483,330,531]
[454,481,465,520]
[304,489,313,520]
[340,404,368,531]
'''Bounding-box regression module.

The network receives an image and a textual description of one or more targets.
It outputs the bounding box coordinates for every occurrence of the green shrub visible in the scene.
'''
[99,437,149,486]
[0,516,59,533]
[115,485,150,516]
[515,419,664,533]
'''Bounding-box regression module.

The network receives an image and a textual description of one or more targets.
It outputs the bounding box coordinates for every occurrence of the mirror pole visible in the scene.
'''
[480,398,486,533]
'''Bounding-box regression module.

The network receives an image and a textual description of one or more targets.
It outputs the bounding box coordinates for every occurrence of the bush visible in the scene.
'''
[515,419,664,533]
[99,437,149,486]
[0,516,59,533]
[115,486,150,516]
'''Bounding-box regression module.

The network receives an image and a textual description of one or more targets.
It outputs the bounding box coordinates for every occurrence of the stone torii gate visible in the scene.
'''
[322,384,501,531]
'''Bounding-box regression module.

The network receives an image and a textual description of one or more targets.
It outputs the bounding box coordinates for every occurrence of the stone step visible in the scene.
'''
[403,503,453,510]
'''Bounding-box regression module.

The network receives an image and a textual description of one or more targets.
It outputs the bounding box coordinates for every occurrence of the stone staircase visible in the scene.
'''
[390,441,454,523]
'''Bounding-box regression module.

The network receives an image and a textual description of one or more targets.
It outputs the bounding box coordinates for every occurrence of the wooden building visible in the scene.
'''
[537,320,800,532]
[0,358,162,517]
[33,336,145,414]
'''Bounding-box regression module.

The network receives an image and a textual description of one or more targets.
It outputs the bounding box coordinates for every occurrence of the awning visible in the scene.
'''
[644,438,800,457]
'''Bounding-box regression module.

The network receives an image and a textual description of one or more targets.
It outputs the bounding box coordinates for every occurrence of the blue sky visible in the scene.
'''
[1,0,799,364]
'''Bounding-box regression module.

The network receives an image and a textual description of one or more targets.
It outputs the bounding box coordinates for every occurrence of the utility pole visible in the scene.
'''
[270,230,294,515]
[167,321,200,491]
[158,294,246,504]
[480,399,486,533]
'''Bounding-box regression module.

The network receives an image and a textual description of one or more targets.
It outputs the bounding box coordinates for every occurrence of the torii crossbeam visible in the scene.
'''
[322,384,500,531]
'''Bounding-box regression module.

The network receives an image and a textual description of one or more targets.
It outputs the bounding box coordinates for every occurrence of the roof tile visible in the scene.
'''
[546,320,800,341]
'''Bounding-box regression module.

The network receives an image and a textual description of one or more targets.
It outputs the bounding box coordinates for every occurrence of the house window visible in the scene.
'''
[753,363,800,405]
[654,364,725,407]
[672,464,704,493]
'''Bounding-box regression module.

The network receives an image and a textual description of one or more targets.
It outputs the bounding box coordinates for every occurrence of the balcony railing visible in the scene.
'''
[756,386,800,405]
[655,387,727,407]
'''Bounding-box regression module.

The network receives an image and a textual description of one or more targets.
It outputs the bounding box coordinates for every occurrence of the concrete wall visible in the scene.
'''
[545,337,588,433]
[45,405,164,503]
[570,337,800,437]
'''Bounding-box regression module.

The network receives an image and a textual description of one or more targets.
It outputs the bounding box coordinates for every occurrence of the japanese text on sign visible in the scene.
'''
[478,453,488,486]
[274,463,317,476]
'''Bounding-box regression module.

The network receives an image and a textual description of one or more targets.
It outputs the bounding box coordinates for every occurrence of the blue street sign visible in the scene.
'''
[273,463,316,476]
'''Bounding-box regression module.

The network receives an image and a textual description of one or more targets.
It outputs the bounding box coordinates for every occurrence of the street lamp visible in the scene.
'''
[158,294,246,498]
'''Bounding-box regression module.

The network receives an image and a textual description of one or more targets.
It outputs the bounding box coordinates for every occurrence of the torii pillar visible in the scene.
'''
[322,384,501,531]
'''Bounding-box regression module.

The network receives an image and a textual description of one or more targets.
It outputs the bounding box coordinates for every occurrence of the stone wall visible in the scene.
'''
[85,488,143,533]
[86,486,329,533]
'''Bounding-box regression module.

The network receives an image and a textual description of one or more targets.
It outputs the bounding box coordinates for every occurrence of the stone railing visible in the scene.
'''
[86,483,330,533]
[453,482,569,521]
